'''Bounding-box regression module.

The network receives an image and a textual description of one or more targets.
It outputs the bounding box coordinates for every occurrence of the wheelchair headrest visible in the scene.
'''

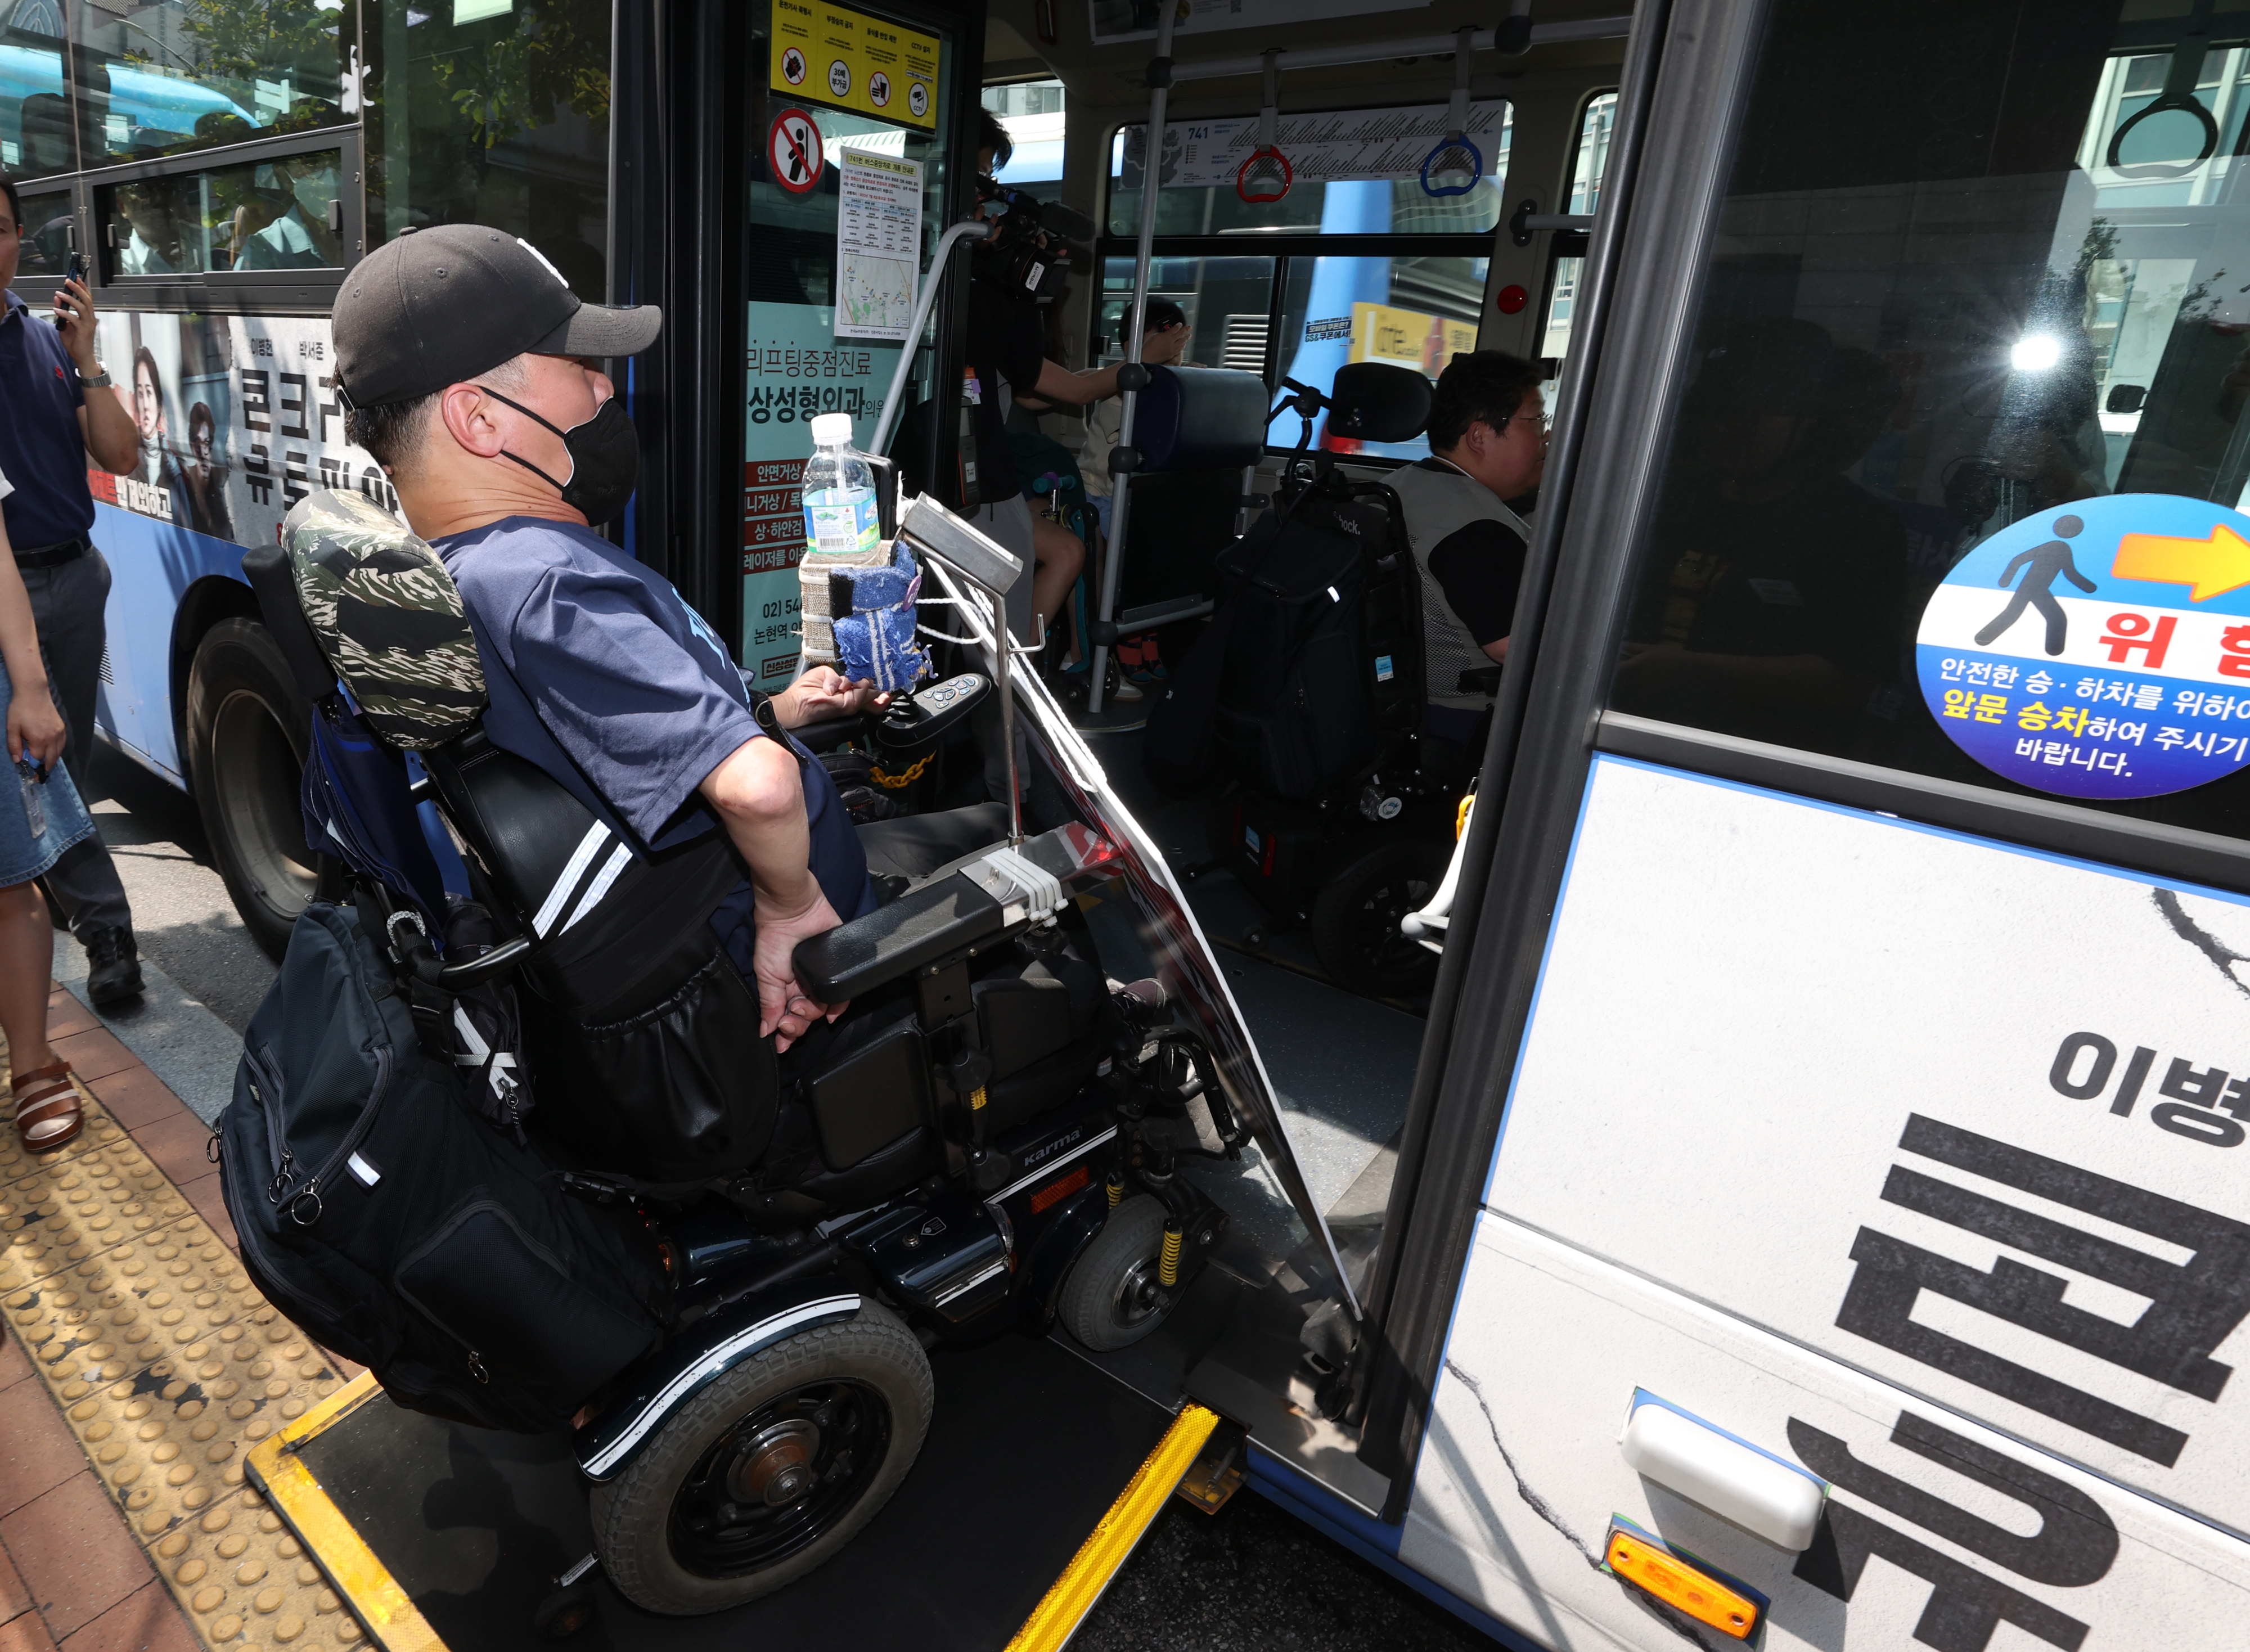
[281,489,488,750]
[1134,366,1270,472]
[1326,363,1432,444]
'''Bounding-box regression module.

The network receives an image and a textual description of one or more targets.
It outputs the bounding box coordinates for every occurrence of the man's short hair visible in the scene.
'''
[345,353,528,478]
[1426,350,1543,451]
[0,175,21,235]
[976,107,1014,170]
[1118,298,1186,350]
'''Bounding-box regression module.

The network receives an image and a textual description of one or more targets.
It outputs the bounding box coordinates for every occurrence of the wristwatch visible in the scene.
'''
[77,366,111,389]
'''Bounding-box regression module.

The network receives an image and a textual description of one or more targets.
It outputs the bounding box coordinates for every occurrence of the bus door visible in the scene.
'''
[1356,1,2250,1646]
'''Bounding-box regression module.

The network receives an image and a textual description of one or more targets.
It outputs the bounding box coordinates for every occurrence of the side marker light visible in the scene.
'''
[1604,1525,1760,1641]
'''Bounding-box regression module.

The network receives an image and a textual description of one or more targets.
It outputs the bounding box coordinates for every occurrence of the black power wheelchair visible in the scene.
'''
[1167,362,1485,1002]
[240,490,1249,1619]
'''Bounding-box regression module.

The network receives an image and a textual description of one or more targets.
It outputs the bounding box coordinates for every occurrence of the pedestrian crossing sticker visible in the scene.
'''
[1918,493,2250,799]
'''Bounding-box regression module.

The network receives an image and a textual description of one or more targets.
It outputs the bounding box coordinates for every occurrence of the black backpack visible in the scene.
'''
[1151,480,1415,801]
[217,899,668,1433]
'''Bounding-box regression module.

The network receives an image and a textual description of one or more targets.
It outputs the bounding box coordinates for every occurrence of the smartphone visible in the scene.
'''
[66,250,89,284]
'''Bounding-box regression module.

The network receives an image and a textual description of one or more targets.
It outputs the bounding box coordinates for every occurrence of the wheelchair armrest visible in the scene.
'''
[790,714,867,754]
[1456,664,1502,695]
[795,872,1008,1002]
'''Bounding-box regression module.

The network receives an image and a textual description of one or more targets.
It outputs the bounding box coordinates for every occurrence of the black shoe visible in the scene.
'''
[84,926,144,1006]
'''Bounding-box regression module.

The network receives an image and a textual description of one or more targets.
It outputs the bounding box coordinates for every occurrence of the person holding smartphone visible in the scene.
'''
[0,459,96,1152]
[0,173,143,1005]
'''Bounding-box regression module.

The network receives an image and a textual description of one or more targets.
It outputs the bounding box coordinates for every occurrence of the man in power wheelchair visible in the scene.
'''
[218,228,1250,1619]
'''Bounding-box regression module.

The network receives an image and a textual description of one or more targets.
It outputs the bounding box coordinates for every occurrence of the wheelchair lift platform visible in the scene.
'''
[248,1326,1206,1651]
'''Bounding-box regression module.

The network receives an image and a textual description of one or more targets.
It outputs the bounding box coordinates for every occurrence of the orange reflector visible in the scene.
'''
[1030,1165,1093,1214]
[1604,1528,1760,1641]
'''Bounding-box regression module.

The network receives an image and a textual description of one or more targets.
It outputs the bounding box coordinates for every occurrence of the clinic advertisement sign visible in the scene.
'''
[740,300,901,680]
[1917,493,2250,799]
[84,310,395,550]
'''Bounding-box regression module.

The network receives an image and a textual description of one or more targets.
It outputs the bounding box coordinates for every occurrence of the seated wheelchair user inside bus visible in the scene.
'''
[1386,349,1549,759]
[330,225,883,1053]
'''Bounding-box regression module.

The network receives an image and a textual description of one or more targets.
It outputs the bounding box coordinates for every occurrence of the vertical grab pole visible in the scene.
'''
[993,584,1022,844]
[1087,1,1178,714]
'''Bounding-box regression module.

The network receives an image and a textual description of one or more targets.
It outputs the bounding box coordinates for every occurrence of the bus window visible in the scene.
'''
[1097,254,1277,378]
[11,185,73,279]
[0,4,68,178]
[101,148,348,276]
[70,0,351,166]
[1607,0,2250,845]
[1104,100,1513,453]
[1537,91,1617,366]
[984,77,1064,196]
[363,0,613,297]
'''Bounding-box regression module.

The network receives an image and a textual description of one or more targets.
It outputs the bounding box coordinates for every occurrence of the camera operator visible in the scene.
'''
[966,109,1139,642]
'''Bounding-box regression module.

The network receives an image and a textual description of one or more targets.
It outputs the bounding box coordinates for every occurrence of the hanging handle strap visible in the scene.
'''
[1445,26,1475,140]
[1259,48,1281,151]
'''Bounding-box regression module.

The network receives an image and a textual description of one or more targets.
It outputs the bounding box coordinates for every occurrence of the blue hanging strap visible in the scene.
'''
[1421,29,1484,199]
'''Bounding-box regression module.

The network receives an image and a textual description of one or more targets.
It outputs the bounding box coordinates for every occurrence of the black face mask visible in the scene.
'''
[479,387,640,525]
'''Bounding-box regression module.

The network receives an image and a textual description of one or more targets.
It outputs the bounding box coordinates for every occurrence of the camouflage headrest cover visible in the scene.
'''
[283,489,487,750]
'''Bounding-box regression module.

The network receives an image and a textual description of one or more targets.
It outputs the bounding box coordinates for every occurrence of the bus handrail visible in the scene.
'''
[1163,15,1631,84]
[872,218,1000,460]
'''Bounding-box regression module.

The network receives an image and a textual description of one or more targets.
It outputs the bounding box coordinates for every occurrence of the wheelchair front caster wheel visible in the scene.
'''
[1060,1195,1178,1351]
[533,1581,598,1639]
[1311,840,1446,1000]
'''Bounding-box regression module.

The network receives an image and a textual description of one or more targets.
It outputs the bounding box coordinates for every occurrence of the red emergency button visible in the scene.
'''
[1496,283,1529,315]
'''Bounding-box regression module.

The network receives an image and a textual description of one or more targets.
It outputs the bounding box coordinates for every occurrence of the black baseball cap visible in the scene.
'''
[331,224,661,409]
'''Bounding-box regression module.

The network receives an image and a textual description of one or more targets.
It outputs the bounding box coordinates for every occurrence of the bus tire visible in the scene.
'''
[186,618,320,960]
[589,1303,933,1615]
[1310,839,1446,1001]
[1058,1195,1176,1351]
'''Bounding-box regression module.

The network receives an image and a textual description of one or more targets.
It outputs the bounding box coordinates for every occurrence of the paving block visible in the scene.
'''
[42,1038,136,1091]
[53,1579,199,1652]
[0,1376,92,1521]
[0,1473,155,1641]
[73,1074,185,1139]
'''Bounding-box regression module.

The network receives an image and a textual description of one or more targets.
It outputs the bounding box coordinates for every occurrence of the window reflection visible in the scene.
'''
[71,0,352,165]
[1,1,70,177]
[100,148,344,275]
[11,186,74,277]
[363,0,611,298]
[1612,1,2250,839]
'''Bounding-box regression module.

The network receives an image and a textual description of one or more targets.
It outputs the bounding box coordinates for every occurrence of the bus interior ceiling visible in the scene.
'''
[957,2,1632,1493]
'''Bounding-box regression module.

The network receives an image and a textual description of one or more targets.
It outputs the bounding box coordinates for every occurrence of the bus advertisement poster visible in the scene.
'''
[82,310,390,550]
[742,300,902,677]
[770,0,939,132]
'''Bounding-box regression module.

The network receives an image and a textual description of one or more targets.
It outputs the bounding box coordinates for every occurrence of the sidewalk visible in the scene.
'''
[2,980,358,1652]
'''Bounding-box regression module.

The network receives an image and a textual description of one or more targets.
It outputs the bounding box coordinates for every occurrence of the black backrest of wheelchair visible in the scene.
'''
[420,732,741,1018]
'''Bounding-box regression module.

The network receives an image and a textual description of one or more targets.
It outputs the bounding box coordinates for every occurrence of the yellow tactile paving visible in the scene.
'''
[1,1073,368,1651]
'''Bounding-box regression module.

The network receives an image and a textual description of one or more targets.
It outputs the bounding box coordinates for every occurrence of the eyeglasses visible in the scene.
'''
[1491,412,1552,438]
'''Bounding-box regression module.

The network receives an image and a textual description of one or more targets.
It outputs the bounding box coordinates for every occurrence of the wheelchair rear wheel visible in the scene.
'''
[588,1302,934,1615]
[1311,839,1447,1001]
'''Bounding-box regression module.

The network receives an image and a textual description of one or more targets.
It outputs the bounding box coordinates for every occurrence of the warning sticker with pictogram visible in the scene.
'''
[769,0,938,131]
[1918,492,2250,799]
[768,107,825,195]
[780,44,807,84]
[869,70,892,107]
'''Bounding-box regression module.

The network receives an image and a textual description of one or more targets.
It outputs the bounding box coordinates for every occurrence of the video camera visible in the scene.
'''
[971,177,1095,306]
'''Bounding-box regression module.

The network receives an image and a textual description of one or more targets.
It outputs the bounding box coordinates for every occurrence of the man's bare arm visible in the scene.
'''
[699,736,847,1050]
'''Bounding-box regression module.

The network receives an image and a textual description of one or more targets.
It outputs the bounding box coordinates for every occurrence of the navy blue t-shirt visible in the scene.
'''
[435,516,875,979]
[0,290,96,549]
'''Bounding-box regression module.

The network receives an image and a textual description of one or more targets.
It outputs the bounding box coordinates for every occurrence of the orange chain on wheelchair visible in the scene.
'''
[870,751,935,790]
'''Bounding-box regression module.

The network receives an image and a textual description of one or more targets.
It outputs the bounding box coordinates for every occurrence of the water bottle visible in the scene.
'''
[800,413,882,562]
[19,766,44,841]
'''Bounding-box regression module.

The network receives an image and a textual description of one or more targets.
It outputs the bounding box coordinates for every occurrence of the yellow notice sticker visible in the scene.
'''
[1349,301,1477,377]
[772,0,939,131]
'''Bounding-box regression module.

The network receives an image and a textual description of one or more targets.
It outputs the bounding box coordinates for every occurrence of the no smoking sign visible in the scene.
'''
[768,108,824,195]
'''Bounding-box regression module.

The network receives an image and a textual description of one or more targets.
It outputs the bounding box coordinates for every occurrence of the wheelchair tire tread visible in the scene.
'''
[588,1301,935,1615]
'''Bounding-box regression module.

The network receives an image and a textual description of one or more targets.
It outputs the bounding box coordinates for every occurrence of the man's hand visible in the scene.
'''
[773,666,890,728]
[51,276,98,368]
[752,888,849,1050]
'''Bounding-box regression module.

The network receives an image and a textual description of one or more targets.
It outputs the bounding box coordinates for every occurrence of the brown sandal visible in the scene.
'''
[12,1062,83,1155]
